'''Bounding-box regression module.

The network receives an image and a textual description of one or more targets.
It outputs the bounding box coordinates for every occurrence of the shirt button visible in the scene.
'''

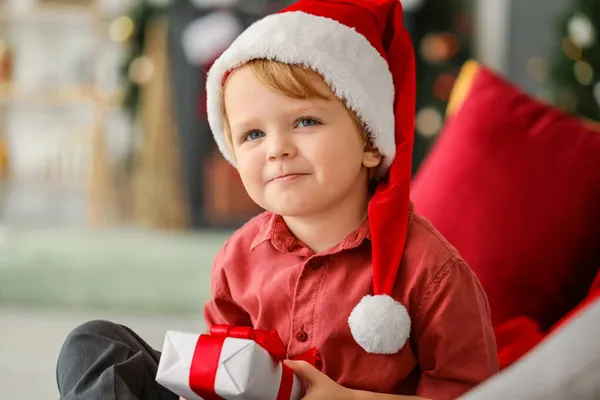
[295,330,308,342]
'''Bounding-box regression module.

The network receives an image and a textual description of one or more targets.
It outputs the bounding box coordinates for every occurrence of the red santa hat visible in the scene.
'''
[206,0,416,355]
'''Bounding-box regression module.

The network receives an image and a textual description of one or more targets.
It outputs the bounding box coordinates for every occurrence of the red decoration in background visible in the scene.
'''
[433,73,456,101]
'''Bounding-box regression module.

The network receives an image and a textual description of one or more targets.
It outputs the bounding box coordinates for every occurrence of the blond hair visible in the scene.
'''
[221,59,373,152]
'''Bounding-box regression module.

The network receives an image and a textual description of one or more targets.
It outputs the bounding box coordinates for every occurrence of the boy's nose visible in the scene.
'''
[266,133,297,160]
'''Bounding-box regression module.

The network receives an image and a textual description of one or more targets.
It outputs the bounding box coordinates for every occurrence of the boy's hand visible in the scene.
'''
[283,360,354,400]
[284,360,431,400]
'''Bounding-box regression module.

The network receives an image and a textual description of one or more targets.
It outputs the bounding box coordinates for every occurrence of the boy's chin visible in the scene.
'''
[263,200,322,218]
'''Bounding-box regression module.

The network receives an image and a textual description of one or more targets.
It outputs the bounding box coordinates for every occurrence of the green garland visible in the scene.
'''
[119,1,162,117]
[550,0,600,121]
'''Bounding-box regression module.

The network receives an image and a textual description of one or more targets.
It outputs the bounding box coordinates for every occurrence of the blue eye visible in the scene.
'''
[297,117,320,128]
[245,130,265,141]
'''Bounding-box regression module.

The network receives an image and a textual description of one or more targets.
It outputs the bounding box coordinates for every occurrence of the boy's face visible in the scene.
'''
[223,65,381,218]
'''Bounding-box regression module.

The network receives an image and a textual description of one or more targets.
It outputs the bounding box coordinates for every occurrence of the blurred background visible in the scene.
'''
[0,0,597,397]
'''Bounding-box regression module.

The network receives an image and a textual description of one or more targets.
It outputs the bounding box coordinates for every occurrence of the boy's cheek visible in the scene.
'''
[236,163,262,187]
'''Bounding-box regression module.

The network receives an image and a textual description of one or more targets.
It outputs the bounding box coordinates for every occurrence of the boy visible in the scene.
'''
[56,1,498,399]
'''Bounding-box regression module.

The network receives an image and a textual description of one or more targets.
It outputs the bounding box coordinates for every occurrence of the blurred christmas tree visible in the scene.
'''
[119,0,163,117]
[550,1,600,121]
[408,0,474,171]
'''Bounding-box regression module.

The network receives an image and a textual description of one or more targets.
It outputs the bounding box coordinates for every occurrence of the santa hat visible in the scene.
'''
[206,0,416,355]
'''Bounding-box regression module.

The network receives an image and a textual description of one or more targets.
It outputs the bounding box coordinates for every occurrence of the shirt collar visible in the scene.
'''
[250,212,370,255]
[249,202,415,253]
[250,212,279,250]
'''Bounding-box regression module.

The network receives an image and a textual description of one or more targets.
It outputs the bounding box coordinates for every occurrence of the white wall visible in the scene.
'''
[474,0,511,74]
[475,0,571,96]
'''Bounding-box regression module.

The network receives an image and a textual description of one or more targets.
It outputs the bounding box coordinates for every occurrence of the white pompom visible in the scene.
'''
[348,294,411,354]
[181,10,242,66]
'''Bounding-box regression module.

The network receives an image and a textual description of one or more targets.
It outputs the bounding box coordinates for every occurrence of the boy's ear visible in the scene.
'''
[362,149,382,168]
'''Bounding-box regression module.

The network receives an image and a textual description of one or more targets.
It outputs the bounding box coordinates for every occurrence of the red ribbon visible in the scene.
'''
[189,325,322,400]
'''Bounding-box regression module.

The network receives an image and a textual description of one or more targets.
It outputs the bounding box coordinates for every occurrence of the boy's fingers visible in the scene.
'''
[284,360,322,385]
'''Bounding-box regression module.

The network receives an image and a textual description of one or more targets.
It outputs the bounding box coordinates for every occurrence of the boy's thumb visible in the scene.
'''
[283,360,320,384]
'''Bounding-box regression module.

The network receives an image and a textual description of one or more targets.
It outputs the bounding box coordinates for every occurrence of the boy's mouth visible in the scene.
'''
[268,173,309,183]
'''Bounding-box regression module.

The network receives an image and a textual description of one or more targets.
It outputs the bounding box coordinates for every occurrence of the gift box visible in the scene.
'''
[156,325,322,400]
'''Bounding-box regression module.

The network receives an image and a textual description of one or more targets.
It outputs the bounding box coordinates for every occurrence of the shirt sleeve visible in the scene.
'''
[414,259,499,400]
[203,242,253,328]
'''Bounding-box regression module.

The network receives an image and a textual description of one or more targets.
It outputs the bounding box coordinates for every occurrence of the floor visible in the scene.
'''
[0,306,205,398]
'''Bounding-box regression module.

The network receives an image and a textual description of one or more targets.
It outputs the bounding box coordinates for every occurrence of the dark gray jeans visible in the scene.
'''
[56,320,178,400]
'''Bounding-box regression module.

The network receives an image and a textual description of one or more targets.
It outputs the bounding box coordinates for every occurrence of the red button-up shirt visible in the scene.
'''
[204,209,499,399]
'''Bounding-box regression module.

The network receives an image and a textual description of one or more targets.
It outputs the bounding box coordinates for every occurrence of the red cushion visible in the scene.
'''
[411,67,600,329]
[548,268,600,335]
[494,270,599,369]
[494,316,544,369]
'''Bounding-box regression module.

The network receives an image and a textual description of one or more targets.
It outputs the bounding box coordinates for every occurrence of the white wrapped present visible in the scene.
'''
[156,325,322,400]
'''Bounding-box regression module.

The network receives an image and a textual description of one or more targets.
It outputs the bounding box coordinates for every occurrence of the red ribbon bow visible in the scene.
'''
[189,325,322,400]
